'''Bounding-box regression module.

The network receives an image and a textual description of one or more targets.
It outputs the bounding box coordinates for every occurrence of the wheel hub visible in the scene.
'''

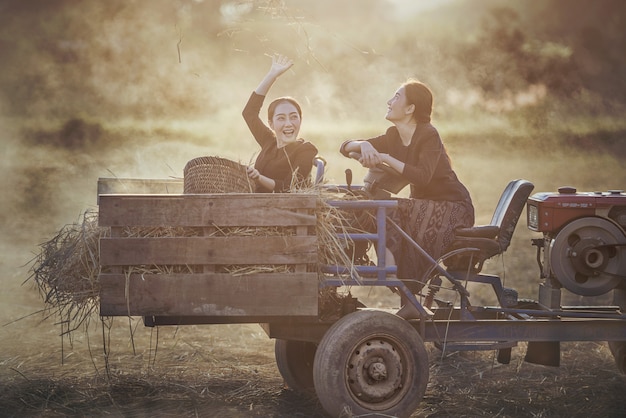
[569,237,611,276]
[366,358,387,381]
[347,339,403,403]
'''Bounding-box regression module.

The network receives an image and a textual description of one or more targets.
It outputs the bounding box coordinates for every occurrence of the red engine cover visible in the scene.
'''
[527,186,626,233]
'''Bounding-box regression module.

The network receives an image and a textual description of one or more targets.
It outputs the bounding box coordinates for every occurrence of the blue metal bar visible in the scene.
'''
[321,198,484,320]
[322,276,432,318]
[313,157,326,185]
[336,233,379,241]
[322,198,437,318]
[376,206,387,281]
[474,306,626,319]
[325,199,399,283]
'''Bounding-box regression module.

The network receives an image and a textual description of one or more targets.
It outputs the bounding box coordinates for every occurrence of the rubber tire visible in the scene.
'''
[275,339,317,392]
[313,310,429,418]
[609,288,626,374]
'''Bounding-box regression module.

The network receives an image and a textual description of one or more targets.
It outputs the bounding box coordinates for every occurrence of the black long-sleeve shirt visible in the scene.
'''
[243,92,318,192]
[341,123,472,203]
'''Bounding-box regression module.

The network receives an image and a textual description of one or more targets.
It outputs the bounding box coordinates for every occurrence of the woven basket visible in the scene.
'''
[183,156,252,194]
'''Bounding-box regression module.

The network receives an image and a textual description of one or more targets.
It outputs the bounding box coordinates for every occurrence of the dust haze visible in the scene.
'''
[1,1,625,415]
[2,0,625,324]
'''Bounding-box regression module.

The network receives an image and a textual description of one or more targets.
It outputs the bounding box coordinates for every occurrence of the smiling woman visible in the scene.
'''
[241,53,318,193]
[339,79,474,312]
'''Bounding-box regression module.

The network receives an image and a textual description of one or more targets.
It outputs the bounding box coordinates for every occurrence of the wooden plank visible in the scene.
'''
[99,273,318,317]
[97,178,183,200]
[98,194,318,227]
[100,236,318,266]
[202,226,217,273]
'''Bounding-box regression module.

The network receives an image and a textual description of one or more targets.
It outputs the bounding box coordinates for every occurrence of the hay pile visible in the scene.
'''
[27,187,368,331]
[311,188,373,273]
[27,210,109,333]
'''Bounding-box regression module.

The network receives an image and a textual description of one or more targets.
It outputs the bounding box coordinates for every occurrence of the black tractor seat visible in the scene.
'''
[444,179,535,273]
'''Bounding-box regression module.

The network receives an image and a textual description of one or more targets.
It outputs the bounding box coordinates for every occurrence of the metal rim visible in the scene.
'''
[313,310,429,417]
[346,334,411,407]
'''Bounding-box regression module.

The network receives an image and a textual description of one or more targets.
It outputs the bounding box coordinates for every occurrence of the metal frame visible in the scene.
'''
[312,198,626,348]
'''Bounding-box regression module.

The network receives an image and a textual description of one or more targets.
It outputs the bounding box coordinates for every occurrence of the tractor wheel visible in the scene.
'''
[609,288,626,374]
[313,310,429,418]
[274,339,316,392]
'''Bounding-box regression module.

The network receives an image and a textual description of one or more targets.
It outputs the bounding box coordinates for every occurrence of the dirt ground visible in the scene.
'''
[2,242,625,418]
[1,323,625,418]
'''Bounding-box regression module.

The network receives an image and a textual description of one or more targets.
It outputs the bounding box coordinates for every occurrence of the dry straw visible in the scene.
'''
[27,209,109,333]
[27,166,368,332]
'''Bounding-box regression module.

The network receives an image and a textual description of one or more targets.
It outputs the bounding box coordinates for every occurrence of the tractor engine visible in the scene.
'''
[527,187,626,296]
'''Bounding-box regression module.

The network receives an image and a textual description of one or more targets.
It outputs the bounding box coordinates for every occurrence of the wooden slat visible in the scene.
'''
[100,236,317,266]
[99,273,318,317]
[97,177,183,195]
[98,194,318,227]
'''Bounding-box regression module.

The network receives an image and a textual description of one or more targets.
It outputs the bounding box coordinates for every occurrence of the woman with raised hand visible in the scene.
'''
[242,53,318,192]
[340,79,474,301]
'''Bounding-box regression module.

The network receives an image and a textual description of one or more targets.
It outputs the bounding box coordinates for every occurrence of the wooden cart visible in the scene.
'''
[97,177,626,418]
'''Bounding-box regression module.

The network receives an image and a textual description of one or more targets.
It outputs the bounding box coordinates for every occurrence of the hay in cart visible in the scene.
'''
[28,156,366,331]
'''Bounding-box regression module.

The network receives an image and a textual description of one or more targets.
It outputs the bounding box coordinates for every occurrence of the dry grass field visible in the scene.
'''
[1,264,625,418]
[2,1,626,416]
[1,128,625,417]
[1,295,625,417]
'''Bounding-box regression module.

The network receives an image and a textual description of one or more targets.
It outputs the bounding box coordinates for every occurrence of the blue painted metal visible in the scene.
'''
[322,199,397,284]
[321,199,435,319]
[317,196,626,348]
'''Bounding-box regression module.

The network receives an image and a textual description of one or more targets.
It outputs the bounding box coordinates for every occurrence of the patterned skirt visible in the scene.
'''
[387,198,474,290]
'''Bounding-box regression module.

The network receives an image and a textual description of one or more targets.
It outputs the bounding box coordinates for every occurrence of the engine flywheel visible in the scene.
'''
[550,217,625,296]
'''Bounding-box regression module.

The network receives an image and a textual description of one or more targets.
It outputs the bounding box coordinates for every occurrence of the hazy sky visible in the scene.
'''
[1,0,624,253]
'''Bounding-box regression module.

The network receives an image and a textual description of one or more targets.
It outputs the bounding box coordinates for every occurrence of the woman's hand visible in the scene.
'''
[352,141,404,174]
[254,53,294,96]
[247,166,261,181]
[247,166,276,191]
[268,53,293,79]
[358,141,384,168]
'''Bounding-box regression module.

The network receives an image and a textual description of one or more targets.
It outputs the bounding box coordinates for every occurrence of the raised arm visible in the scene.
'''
[254,54,294,96]
[243,53,295,146]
